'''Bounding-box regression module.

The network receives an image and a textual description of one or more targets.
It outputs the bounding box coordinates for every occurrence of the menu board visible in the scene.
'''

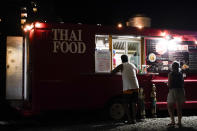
[189,46,197,70]
[146,38,196,73]
[95,50,111,73]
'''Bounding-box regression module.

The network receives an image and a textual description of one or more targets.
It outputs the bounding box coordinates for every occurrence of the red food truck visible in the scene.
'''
[5,22,197,120]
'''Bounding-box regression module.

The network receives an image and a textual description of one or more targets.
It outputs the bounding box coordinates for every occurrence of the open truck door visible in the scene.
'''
[6,36,24,108]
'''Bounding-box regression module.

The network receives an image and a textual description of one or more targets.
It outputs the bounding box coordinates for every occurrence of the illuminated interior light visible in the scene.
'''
[155,38,185,54]
[173,36,182,42]
[195,41,197,44]
[137,36,141,39]
[160,32,166,37]
[167,41,177,51]
[156,39,168,54]
[165,35,173,40]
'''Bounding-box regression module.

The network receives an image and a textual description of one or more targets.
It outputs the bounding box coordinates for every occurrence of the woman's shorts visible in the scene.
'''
[167,88,185,104]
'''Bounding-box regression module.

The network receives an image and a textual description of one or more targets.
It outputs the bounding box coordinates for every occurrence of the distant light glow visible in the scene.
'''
[35,22,41,28]
[130,16,151,28]
[117,23,123,28]
[137,25,143,29]
[21,19,26,24]
[24,24,34,32]
[21,7,27,11]
[33,8,37,12]
[21,13,27,18]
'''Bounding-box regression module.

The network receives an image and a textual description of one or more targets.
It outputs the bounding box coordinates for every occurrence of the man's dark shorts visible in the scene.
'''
[123,92,138,104]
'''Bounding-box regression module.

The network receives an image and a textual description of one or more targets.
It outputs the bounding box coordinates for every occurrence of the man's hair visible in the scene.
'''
[121,55,128,63]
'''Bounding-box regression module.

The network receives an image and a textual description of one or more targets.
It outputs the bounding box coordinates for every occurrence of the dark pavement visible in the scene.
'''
[0,102,197,131]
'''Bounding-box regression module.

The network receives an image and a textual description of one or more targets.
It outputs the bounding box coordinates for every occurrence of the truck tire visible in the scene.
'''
[109,98,125,120]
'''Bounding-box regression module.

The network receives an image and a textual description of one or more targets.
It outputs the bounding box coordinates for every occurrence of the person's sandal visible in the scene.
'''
[177,123,182,127]
[124,120,136,124]
[167,122,175,126]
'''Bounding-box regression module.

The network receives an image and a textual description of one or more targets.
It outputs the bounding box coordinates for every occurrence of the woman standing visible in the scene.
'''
[167,61,185,127]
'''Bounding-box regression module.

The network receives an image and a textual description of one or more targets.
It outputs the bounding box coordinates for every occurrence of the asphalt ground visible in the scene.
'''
[0,102,197,131]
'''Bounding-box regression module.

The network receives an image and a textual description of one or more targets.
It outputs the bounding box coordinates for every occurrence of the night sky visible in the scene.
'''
[50,0,197,30]
[1,0,197,35]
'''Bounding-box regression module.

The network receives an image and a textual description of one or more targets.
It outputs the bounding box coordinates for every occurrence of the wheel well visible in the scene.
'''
[104,95,123,109]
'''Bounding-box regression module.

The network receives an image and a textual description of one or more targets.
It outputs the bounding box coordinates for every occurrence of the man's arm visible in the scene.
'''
[111,64,123,74]
[133,65,138,73]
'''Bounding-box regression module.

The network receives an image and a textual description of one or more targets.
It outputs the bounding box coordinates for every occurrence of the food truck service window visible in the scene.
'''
[145,37,197,73]
[95,35,141,73]
[112,36,141,69]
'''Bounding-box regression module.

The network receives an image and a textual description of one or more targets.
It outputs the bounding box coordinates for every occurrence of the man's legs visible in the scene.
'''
[123,94,136,124]
[123,103,132,122]
[130,92,138,123]
[130,102,137,122]
[123,94,132,123]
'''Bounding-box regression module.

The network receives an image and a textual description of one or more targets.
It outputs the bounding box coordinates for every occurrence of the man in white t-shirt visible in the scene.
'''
[111,54,139,124]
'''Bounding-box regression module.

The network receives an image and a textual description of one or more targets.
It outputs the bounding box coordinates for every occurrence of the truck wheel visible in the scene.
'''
[109,99,125,120]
